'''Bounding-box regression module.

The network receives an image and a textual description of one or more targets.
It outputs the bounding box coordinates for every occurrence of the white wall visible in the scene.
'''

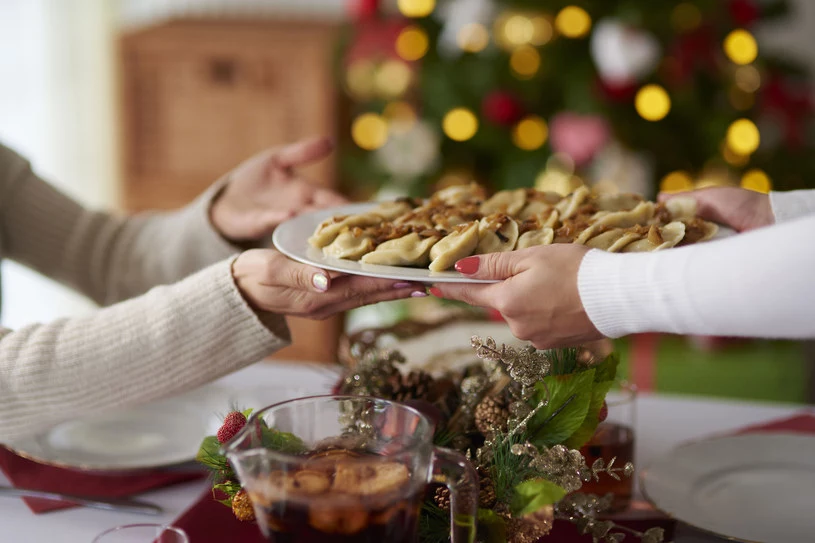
[0,0,117,329]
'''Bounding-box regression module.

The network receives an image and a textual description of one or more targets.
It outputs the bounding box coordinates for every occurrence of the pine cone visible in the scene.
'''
[433,485,451,510]
[474,395,509,437]
[387,371,435,402]
[232,489,255,522]
[433,469,496,510]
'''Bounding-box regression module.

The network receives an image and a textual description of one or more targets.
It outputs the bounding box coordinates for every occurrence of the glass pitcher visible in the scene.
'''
[222,395,477,543]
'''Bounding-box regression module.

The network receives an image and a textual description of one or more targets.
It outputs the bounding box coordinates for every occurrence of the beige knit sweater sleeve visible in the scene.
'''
[0,144,291,442]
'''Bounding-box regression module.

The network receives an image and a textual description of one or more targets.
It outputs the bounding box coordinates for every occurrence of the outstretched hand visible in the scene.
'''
[232,250,427,321]
[210,136,347,242]
[658,187,773,232]
[431,244,602,349]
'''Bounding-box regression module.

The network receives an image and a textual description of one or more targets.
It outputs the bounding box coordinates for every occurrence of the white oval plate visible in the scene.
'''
[2,375,332,472]
[273,204,737,285]
[272,203,497,284]
[641,433,815,543]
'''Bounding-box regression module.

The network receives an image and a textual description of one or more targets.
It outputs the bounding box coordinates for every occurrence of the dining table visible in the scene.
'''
[1,360,811,543]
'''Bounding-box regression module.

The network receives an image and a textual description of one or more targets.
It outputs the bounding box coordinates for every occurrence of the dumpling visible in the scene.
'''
[622,222,686,252]
[360,232,440,267]
[516,227,554,249]
[429,222,479,272]
[431,182,486,206]
[679,218,719,245]
[594,201,655,229]
[476,214,519,254]
[555,186,591,219]
[479,189,527,217]
[308,213,384,248]
[584,229,642,252]
[322,230,375,260]
[594,193,644,212]
[518,190,562,221]
[371,198,421,221]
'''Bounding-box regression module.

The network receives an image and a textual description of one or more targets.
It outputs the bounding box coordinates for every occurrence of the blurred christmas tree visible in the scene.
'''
[337,0,815,200]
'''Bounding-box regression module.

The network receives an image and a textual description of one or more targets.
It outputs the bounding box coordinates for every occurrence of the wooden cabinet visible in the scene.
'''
[119,19,343,363]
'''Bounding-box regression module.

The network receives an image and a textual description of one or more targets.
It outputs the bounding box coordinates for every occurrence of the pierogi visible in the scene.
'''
[307,183,719,271]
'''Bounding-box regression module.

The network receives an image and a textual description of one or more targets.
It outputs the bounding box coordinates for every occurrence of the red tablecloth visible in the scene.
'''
[0,447,204,513]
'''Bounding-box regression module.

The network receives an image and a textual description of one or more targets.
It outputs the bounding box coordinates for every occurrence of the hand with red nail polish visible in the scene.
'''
[434,244,602,349]
[232,249,424,320]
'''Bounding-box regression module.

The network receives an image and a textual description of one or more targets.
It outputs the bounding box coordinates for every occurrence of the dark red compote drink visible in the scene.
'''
[249,449,421,543]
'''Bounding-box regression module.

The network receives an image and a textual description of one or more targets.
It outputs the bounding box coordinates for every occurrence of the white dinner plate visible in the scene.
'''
[2,376,331,472]
[273,203,737,284]
[272,203,497,284]
[641,433,815,543]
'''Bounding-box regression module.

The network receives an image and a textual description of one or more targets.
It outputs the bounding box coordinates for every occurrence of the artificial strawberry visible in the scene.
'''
[217,411,247,444]
[598,401,609,423]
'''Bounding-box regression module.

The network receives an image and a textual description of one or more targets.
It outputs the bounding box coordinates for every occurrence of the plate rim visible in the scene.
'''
[272,203,498,284]
[639,432,815,543]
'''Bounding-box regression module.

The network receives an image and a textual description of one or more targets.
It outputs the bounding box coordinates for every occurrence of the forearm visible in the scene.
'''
[0,259,290,442]
[578,214,815,339]
[0,144,239,305]
[770,189,815,223]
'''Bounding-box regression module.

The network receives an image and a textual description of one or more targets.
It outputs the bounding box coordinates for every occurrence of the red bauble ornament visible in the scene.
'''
[596,77,637,103]
[482,91,524,126]
[728,0,760,27]
[761,76,814,148]
[352,0,380,20]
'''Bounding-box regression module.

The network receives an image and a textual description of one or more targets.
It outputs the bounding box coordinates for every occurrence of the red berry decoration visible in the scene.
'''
[217,411,247,444]
[598,401,609,423]
[482,91,524,126]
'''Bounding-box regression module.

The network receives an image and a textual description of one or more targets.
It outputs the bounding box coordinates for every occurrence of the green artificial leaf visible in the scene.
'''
[261,427,307,454]
[564,379,615,450]
[510,479,568,517]
[527,370,595,447]
[196,436,229,471]
[592,353,620,383]
[477,508,507,543]
[241,408,253,419]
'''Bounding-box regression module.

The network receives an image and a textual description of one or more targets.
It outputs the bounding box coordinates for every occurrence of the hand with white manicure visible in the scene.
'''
[231,250,427,320]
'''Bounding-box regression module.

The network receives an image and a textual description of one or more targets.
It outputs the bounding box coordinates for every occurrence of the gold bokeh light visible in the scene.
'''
[397,0,435,18]
[635,84,671,121]
[442,108,479,141]
[512,116,548,150]
[741,168,772,193]
[660,171,694,193]
[396,26,430,61]
[351,113,389,150]
[457,23,490,53]
[510,45,541,79]
[671,3,702,32]
[555,6,592,38]
[375,60,412,98]
[724,29,758,65]
[726,118,760,155]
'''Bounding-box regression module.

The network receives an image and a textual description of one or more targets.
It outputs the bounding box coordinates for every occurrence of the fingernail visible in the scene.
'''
[393,282,412,289]
[455,256,479,275]
[429,287,442,298]
[411,290,428,298]
[312,273,329,292]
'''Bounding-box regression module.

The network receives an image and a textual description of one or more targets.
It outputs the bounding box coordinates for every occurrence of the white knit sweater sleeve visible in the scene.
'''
[0,260,290,442]
[770,189,815,223]
[577,214,815,339]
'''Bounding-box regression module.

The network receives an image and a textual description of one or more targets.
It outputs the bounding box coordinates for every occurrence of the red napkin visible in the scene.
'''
[0,447,205,514]
[172,411,815,542]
